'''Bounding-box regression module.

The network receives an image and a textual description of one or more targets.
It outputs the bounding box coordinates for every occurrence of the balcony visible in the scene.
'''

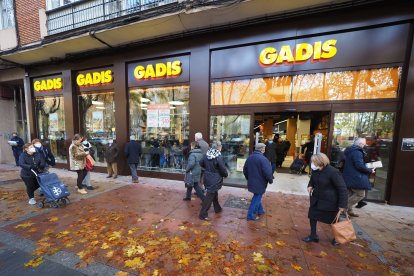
[46,0,179,35]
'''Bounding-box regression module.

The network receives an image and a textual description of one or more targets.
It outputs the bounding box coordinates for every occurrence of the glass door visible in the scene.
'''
[210,115,251,186]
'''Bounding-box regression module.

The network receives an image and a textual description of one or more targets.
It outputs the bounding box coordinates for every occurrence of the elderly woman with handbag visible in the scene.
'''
[69,134,90,195]
[183,141,205,201]
[303,153,348,245]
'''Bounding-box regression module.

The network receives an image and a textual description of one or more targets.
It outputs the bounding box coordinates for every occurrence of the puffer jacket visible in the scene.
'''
[19,152,45,178]
[69,142,88,171]
[199,149,228,193]
[342,145,372,190]
[186,148,203,183]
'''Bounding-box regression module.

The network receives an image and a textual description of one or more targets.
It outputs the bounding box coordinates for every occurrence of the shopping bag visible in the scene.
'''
[184,171,194,188]
[331,211,356,244]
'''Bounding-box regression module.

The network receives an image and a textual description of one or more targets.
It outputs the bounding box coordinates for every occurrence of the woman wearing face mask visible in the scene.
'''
[303,153,348,246]
[18,143,46,205]
[69,134,89,194]
[32,138,55,171]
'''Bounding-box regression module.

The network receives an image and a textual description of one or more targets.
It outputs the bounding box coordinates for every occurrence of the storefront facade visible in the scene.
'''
[24,3,414,206]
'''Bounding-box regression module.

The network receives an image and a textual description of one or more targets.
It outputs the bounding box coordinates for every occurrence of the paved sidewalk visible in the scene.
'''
[0,164,413,275]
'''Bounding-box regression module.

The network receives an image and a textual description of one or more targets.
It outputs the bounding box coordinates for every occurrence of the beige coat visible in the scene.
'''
[69,142,88,170]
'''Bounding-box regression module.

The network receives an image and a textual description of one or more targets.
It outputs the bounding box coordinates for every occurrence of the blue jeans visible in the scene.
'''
[247,193,265,220]
[271,162,276,174]
[129,163,139,180]
[81,171,91,187]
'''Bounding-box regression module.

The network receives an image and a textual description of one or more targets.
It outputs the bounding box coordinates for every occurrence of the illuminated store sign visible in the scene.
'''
[259,40,337,66]
[76,70,113,87]
[133,61,182,81]
[33,77,63,92]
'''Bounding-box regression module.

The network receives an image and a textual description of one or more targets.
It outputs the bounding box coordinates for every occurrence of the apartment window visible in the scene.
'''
[0,0,14,30]
[47,0,80,10]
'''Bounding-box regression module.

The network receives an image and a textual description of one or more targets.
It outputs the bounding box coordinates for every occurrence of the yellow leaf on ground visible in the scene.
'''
[264,243,273,249]
[115,271,129,276]
[291,263,303,271]
[90,240,99,246]
[101,243,110,249]
[234,254,244,262]
[24,257,44,267]
[77,251,87,259]
[15,222,35,229]
[275,240,286,247]
[28,227,38,233]
[108,231,122,241]
[319,251,328,257]
[178,256,190,266]
[179,226,187,230]
[357,251,367,258]
[152,269,159,276]
[257,264,272,272]
[202,221,211,226]
[48,216,59,222]
[64,242,75,248]
[125,257,146,269]
[106,251,114,258]
[56,231,70,238]
[253,252,264,263]
[43,229,54,235]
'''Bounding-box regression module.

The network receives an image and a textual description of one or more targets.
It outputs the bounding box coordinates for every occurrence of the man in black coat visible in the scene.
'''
[124,135,142,183]
[9,132,24,166]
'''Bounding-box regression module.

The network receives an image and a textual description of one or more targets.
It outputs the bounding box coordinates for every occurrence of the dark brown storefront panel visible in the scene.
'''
[210,24,409,80]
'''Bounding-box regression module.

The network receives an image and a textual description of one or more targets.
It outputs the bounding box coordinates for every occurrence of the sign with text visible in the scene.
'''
[32,74,63,95]
[147,104,170,128]
[401,138,414,151]
[128,55,189,87]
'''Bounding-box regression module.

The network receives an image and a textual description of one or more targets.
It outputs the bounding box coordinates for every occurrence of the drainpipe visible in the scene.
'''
[19,86,27,142]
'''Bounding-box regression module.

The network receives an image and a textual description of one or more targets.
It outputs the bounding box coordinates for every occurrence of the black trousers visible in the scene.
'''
[21,176,39,199]
[199,191,222,219]
[76,169,87,189]
[185,182,206,201]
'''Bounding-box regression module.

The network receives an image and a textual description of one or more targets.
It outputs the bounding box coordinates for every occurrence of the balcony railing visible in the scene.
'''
[46,0,178,35]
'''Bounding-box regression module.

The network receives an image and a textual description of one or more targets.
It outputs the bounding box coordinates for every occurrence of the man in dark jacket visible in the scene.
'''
[195,132,209,155]
[104,139,119,179]
[342,138,375,217]
[9,132,24,166]
[243,143,273,221]
[264,135,277,177]
[124,135,142,183]
[199,141,228,221]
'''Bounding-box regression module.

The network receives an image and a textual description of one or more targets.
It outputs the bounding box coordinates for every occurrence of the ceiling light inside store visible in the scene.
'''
[168,101,184,105]
[92,101,104,105]
[140,104,148,107]
[141,107,147,110]
[96,106,105,109]
[140,98,151,103]
[170,106,176,109]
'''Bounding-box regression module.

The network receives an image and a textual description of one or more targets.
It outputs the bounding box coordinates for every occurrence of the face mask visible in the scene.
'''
[34,143,41,148]
[82,140,88,146]
[28,147,36,153]
[108,140,114,144]
[311,163,319,171]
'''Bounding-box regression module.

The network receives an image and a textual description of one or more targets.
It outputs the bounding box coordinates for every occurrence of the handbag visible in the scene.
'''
[331,211,357,244]
[85,156,93,171]
[184,171,194,188]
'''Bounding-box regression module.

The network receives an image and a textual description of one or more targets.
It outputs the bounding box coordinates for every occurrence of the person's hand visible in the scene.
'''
[307,187,313,194]
[339,208,346,213]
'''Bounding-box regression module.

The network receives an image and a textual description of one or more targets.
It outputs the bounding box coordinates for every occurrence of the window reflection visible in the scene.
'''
[129,85,190,173]
[79,92,116,166]
[210,115,251,185]
[35,96,67,163]
[331,112,395,201]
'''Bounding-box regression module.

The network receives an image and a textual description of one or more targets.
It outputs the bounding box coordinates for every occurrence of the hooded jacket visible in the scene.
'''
[186,148,203,183]
[342,145,372,190]
[199,149,228,193]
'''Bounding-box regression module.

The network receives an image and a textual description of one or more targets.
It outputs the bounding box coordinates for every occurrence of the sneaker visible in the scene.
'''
[86,186,94,190]
[106,175,112,178]
[113,175,118,179]
[133,179,139,183]
[28,198,36,205]
[247,216,260,221]
[77,188,88,194]
[356,201,367,209]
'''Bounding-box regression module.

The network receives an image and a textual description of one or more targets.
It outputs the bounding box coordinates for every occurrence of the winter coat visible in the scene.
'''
[197,139,210,155]
[199,149,228,193]
[308,165,348,212]
[104,142,119,163]
[36,146,56,166]
[124,140,142,164]
[342,145,372,190]
[186,148,203,183]
[301,141,314,162]
[19,152,45,178]
[69,142,88,171]
[243,150,273,194]
[11,136,24,152]
[264,141,277,163]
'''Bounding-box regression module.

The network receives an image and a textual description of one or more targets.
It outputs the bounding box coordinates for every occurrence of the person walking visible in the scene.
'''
[195,132,209,155]
[342,138,374,217]
[301,135,315,174]
[183,141,206,201]
[9,132,24,166]
[199,141,228,221]
[69,134,89,194]
[302,153,348,245]
[19,143,46,205]
[243,143,273,221]
[81,138,96,190]
[104,138,119,179]
[124,135,142,183]
[264,135,277,178]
